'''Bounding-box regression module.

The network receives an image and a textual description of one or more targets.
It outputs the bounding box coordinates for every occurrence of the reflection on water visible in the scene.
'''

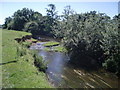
[39,51,70,87]
[30,42,118,88]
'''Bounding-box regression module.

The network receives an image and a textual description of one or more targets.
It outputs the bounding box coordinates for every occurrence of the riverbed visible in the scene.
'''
[30,41,118,88]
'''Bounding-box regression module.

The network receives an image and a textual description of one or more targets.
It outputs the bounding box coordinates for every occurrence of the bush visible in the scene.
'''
[54,11,119,75]
[103,58,117,73]
[22,41,32,48]
[31,51,47,72]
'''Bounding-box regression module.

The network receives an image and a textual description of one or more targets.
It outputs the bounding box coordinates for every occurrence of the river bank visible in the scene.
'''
[1,29,118,88]
[1,29,52,88]
[30,36,119,88]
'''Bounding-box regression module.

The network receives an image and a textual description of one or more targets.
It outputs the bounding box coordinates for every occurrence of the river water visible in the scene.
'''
[30,42,118,88]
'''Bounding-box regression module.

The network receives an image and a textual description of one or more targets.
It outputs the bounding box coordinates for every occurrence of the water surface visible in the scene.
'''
[30,42,118,88]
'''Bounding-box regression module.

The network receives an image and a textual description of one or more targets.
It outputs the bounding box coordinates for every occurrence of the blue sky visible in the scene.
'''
[0,2,118,24]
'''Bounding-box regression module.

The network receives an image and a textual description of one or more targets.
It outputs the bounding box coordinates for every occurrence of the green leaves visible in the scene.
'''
[54,10,119,73]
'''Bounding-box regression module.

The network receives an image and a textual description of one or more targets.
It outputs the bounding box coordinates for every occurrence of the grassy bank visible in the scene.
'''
[44,46,67,53]
[43,41,67,52]
[1,29,52,88]
[43,41,59,47]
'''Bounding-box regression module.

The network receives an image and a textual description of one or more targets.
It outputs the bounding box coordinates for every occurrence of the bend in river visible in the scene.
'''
[30,39,118,88]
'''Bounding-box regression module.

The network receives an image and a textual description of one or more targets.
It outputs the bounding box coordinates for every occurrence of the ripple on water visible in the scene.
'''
[30,42,118,88]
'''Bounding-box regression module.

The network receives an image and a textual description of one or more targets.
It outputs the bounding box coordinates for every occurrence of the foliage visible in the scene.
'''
[43,4,58,36]
[3,6,58,36]
[22,41,32,48]
[2,4,119,75]
[53,7,119,75]
[103,58,117,73]
[46,4,58,19]
[101,14,120,75]
[2,17,12,29]
[31,50,47,72]
[23,21,39,35]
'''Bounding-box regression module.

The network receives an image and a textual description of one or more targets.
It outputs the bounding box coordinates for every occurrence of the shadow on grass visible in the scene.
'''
[0,60,17,65]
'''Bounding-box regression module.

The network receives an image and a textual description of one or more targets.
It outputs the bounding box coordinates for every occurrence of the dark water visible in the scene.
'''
[30,42,118,88]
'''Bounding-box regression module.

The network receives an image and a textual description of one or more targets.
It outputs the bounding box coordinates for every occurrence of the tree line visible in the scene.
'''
[3,4,58,37]
[3,4,120,76]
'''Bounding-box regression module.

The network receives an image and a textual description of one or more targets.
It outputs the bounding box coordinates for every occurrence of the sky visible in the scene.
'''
[0,1,119,25]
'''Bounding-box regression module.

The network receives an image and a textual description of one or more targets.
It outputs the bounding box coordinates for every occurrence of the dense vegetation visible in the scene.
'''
[3,4,120,76]
[1,29,51,88]
[3,4,58,37]
[54,7,120,75]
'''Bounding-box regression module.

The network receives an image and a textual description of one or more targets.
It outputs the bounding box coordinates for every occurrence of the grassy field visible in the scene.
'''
[1,29,52,88]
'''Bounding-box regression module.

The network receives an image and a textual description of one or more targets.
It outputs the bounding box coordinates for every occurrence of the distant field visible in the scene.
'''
[1,29,52,88]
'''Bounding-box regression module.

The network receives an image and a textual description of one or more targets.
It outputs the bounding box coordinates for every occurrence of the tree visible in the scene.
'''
[3,8,35,31]
[102,14,120,75]
[12,8,34,30]
[43,4,58,36]
[3,17,12,29]
[24,21,39,36]
[54,10,117,69]
[62,5,75,20]
[46,4,58,19]
[53,5,76,38]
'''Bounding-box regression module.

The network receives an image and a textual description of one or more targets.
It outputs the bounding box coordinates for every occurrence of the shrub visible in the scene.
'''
[22,41,32,48]
[54,11,119,75]
[31,51,47,72]
[103,58,117,73]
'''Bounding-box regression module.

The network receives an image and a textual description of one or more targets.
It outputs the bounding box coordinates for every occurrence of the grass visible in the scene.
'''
[43,41,59,47]
[44,46,67,52]
[1,29,52,88]
[43,41,67,52]
[44,47,50,51]
[31,38,38,42]
[53,46,67,52]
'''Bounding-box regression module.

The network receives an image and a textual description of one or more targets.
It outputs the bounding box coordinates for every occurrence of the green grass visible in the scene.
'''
[44,46,67,52]
[31,38,38,42]
[53,46,67,52]
[1,29,52,88]
[43,41,67,52]
[43,41,59,47]
[44,47,51,51]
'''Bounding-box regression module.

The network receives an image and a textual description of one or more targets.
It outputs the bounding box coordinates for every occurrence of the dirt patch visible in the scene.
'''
[15,35,32,43]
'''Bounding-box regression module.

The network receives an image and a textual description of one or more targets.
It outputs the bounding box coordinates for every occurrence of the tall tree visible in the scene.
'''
[3,17,12,29]
[3,8,35,31]
[44,4,58,36]
[46,4,58,19]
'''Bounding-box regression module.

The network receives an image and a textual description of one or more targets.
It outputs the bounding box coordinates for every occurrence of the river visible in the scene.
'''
[30,40,118,88]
